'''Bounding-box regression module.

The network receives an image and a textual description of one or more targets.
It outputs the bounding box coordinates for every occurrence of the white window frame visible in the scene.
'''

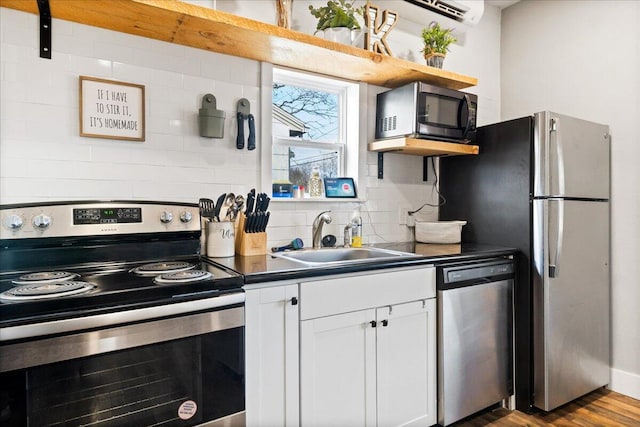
[260,63,363,201]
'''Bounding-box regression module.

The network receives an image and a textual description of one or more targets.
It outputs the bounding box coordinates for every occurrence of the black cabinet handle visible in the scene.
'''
[381,319,388,327]
[291,297,298,306]
[369,320,377,328]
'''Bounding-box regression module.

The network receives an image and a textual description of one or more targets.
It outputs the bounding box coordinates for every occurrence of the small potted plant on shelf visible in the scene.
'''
[421,21,457,68]
[309,0,365,46]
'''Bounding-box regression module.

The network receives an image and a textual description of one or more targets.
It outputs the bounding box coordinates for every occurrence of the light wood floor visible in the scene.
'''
[453,388,640,426]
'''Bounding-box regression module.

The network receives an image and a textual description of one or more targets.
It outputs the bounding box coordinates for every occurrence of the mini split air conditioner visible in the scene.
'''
[379,0,484,43]
[403,0,484,26]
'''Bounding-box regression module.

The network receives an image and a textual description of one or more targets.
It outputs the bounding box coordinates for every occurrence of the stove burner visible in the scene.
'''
[12,271,79,285]
[131,261,196,276]
[154,270,213,284]
[0,281,95,301]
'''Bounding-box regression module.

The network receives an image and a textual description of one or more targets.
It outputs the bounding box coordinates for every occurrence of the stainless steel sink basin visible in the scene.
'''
[271,247,418,266]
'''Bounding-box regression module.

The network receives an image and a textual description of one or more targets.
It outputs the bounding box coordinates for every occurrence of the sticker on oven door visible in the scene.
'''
[178,400,198,420]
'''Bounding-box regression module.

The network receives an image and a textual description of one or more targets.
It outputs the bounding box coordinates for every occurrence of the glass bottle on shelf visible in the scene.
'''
[350,209,362,247]
[309,166,323,198]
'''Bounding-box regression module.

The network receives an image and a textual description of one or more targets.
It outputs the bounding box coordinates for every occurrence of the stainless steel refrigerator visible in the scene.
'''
[439,111,610,412]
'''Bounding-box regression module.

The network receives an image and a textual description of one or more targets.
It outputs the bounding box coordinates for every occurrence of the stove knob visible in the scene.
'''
[33,214,51,230]
[160,211,173,224]
[180,211,193,223]
[3,214,24,230]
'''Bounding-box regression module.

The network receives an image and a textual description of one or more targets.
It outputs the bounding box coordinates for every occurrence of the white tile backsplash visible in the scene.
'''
[0,5,500,247]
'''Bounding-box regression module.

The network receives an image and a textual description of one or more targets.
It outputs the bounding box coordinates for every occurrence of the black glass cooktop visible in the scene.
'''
[0,256,243,328]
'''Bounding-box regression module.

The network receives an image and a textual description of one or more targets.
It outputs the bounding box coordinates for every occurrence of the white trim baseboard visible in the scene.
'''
[609,367,640,400]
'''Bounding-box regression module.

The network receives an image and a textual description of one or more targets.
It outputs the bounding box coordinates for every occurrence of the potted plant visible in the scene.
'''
[309,0,364,46]
[421,22,457,68]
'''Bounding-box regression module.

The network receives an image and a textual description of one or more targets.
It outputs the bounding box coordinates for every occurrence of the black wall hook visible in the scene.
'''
[236,98,256,150]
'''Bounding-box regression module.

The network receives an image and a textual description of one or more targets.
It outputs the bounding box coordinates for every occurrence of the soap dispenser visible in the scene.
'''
[350,209,362,248]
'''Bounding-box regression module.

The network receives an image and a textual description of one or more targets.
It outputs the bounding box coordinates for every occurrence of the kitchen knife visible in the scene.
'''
[260,211,270,232]
[257,193,269,211]
[245,190,255,216]
[214,193,226,222]
[255,193,264,212]
[246,212,257,233]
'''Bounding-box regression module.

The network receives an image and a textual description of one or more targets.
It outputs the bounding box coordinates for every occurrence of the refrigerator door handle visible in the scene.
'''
[548,200,564,278]
[550,117,566,196]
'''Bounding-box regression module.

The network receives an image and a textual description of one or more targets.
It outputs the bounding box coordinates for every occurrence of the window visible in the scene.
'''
[269,67,360,199]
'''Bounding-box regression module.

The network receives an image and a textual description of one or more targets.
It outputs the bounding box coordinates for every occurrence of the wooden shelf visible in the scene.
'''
[0,0,477,90]
[368,137,479,156]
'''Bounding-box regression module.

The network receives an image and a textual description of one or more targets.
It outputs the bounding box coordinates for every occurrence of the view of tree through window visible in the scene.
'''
[272,82,342,190]
[273,83,339,141]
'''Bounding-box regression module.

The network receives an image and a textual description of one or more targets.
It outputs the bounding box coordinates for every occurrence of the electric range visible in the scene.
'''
[0,201,245,427]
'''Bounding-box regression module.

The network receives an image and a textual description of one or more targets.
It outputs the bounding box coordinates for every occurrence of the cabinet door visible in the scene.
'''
[245,285,299,427]
[376,299,437,427]
[300,309,377,427]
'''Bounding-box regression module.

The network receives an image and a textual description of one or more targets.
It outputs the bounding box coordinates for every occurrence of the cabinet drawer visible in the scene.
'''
[300,267,435,320]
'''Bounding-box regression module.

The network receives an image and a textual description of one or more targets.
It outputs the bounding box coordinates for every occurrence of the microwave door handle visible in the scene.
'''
[460,94,472,138]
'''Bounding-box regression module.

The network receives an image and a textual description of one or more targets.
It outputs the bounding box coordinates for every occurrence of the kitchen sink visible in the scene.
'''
[270,246,418,266]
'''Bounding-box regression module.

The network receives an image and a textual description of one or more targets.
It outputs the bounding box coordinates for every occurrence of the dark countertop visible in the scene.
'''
[206,242,517,285]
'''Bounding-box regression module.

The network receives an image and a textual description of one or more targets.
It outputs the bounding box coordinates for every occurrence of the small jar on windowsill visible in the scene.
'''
[293,185,305,198]
[309,166,323,198]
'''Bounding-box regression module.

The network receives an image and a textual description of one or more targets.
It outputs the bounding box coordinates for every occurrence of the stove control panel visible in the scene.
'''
[73,207,143,225]
[0,201,200,239]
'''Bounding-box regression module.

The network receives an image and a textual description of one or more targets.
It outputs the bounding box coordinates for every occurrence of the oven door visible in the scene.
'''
[0,296,245,427]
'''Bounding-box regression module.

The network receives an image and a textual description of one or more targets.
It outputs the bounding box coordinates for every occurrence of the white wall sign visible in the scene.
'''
[79,76,145,141]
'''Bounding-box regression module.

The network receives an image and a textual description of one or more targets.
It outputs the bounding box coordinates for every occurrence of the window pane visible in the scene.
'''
[273,142,340,189]
[288,145,339,187]
[272,83,339,142]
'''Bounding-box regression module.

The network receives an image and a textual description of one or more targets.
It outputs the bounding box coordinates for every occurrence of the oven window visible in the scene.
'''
[0,327,244,427]
[418,94,460,128]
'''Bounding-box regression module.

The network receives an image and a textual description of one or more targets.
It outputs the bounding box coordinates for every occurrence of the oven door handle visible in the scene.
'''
[1,293,245,373]
[0,292,245,342]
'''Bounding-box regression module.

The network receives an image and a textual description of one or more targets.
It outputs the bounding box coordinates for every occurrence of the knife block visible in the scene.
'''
[235,214,267,256]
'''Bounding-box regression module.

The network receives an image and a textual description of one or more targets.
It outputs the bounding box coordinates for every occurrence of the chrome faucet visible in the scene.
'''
[312,210,332,249]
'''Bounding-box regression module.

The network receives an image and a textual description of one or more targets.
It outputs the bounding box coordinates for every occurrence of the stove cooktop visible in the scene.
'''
[0,256,243,328]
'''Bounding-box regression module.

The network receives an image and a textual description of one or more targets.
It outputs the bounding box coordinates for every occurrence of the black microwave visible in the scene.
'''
[375,82,477,143]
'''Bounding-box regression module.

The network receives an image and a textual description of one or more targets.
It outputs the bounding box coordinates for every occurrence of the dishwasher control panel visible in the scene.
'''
[439,259,514,286]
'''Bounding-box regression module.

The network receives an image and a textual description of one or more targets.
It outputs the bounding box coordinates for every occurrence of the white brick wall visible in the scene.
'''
[0,5,501,248]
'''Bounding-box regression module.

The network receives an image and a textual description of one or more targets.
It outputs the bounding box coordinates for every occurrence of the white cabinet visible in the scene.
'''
[245,266,436,427]
[299,267,436,427]
[300,308,377,426]
[376,300,436,427]
[245,284,299,427]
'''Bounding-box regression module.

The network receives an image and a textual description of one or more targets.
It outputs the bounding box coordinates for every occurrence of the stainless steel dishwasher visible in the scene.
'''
[437,258,514,426]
